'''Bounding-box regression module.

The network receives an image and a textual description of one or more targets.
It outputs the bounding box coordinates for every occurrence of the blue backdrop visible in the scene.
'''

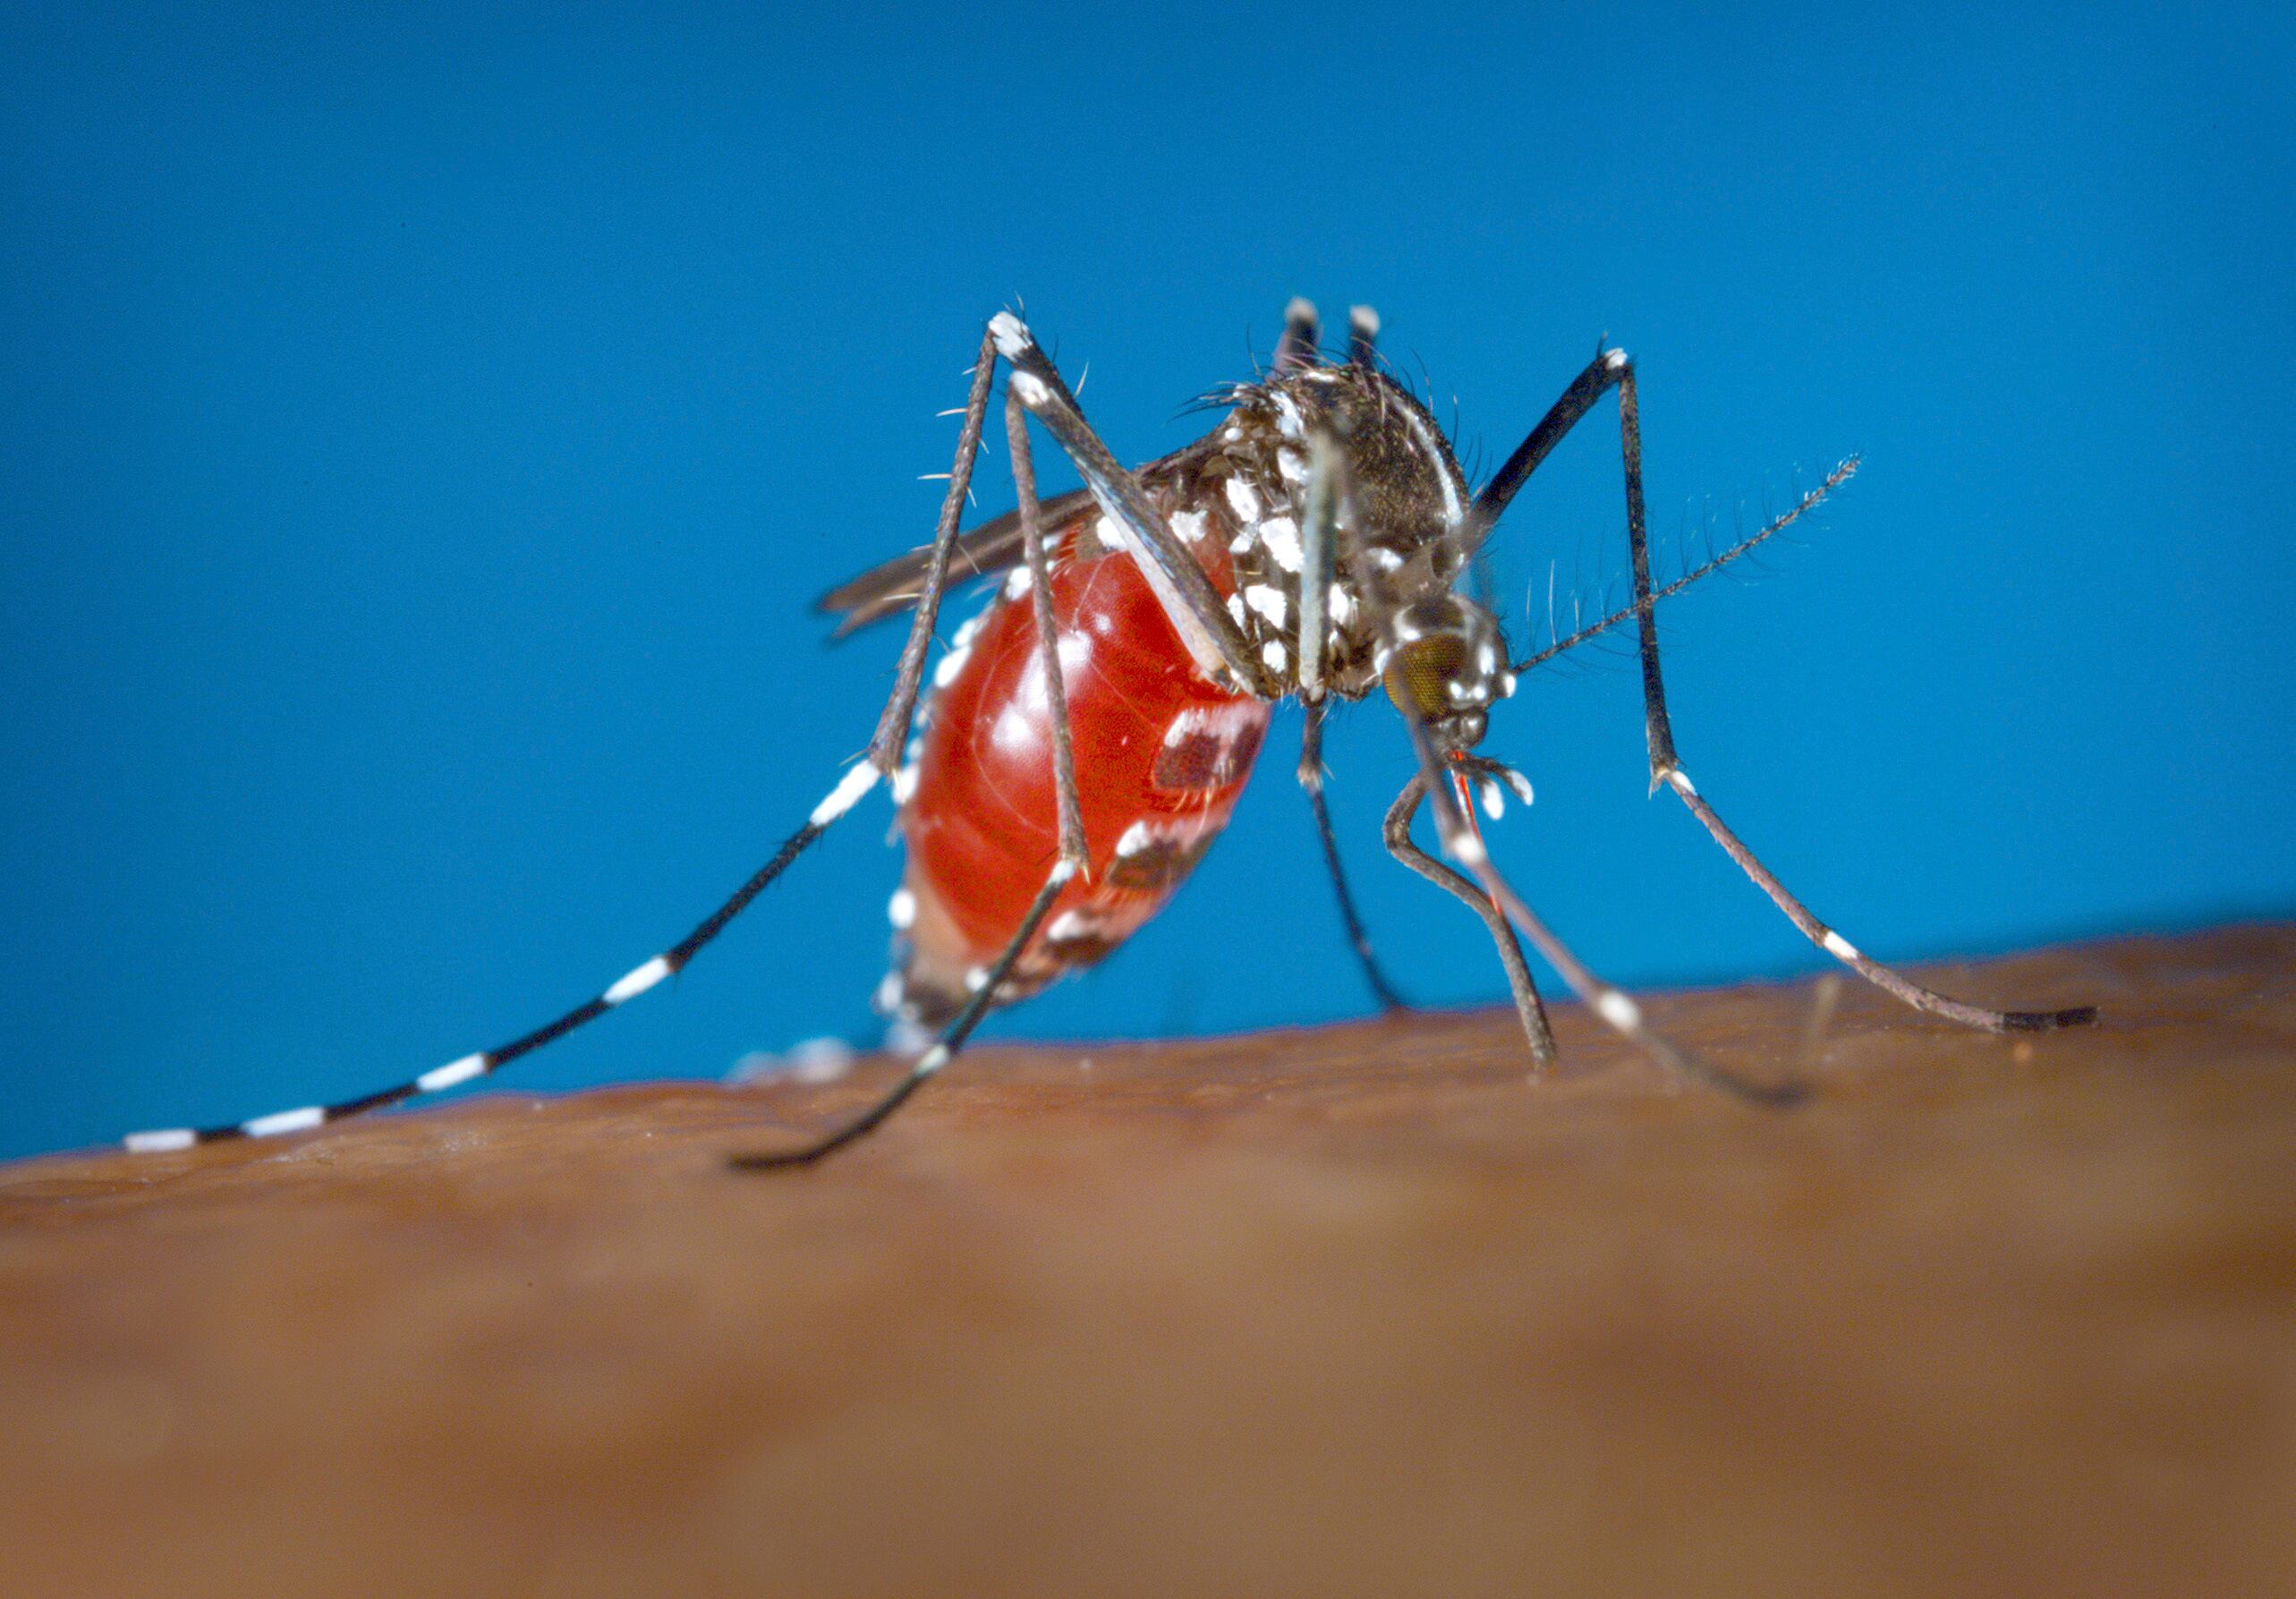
[4,3,2290,1158]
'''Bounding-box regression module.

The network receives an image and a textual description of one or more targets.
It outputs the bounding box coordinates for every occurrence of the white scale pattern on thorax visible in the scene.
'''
[1194,383,1447,700]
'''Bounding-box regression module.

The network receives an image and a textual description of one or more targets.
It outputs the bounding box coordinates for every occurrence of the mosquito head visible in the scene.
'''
[1377,592,1515,751]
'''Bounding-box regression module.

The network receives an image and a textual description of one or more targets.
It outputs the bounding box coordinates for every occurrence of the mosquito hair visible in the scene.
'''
[1512,457,1858,674]
[1467,541,1500,616]
[1513,455,1843,672]
[1175,381,1251,421]
[1451,417,1489,501]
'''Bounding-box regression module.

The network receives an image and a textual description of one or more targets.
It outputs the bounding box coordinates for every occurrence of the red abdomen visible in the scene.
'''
[884,540,1269,1025]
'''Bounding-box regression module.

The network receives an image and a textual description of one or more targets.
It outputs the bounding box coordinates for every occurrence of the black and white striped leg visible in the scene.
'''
[989,311,1283,698]
[730,859,1076,1169]
[1316,411,1791,1104]
[1460,347,2088,1033]
[1291,420,1405,1008]
[1388,735,1798,1105]
[1382,770,1552,1063]
[123,327,1011,1154]
[733,388,1096,1168]
[868,325,1004,772]
[1603,361,2096,1034]
[123,750,893,1152]
[1454,344,1636,562]
[1300,700,1409,1013]
[1656,767,2095,1031]
[1006,389,1092,880]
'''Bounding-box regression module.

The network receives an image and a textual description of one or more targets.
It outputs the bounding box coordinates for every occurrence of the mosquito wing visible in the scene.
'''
[815,437,1219,638]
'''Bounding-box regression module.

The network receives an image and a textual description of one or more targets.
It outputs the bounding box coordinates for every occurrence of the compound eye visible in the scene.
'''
[1382,634,1469,723]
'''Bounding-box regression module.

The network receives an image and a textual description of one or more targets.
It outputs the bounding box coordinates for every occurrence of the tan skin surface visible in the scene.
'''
[2,927,2291,1596]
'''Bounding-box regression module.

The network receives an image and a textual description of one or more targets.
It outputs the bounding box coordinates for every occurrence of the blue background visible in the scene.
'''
[4,3,2291,1158]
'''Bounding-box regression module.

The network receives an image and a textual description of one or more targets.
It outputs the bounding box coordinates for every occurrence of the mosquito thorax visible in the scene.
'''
[1377,592,1515,751]
[1186,361,1473,701]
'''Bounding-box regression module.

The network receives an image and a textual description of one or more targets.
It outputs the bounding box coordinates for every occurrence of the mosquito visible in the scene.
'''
[123,301,2096,1165]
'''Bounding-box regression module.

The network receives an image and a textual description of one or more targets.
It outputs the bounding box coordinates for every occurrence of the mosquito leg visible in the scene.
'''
[1604,359,2096,1033]
[865,325,1004,772]
[732,388,1095,1168]
[1298,701,1409,1013]
[1381,771,1551,1062]
[1297,421,1336,699]
[1390,750,1797,1105]
[1309,415,1791,1105]
[989,311,1283,698]
[123,327,1010,1154]
[1456,348,2090,1033]
[730,858,1076,1169]
[1657,770,2095,1031]
[1005,389,1092,879]
[1452,345,1634,561]
[1290,419,1404,1010]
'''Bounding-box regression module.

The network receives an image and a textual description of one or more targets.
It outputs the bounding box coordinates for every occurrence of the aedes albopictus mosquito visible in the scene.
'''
[124,301,2096,1165]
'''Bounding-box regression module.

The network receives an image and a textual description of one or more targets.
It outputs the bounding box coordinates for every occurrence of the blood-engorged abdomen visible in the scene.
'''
[883,536,1269,1027]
